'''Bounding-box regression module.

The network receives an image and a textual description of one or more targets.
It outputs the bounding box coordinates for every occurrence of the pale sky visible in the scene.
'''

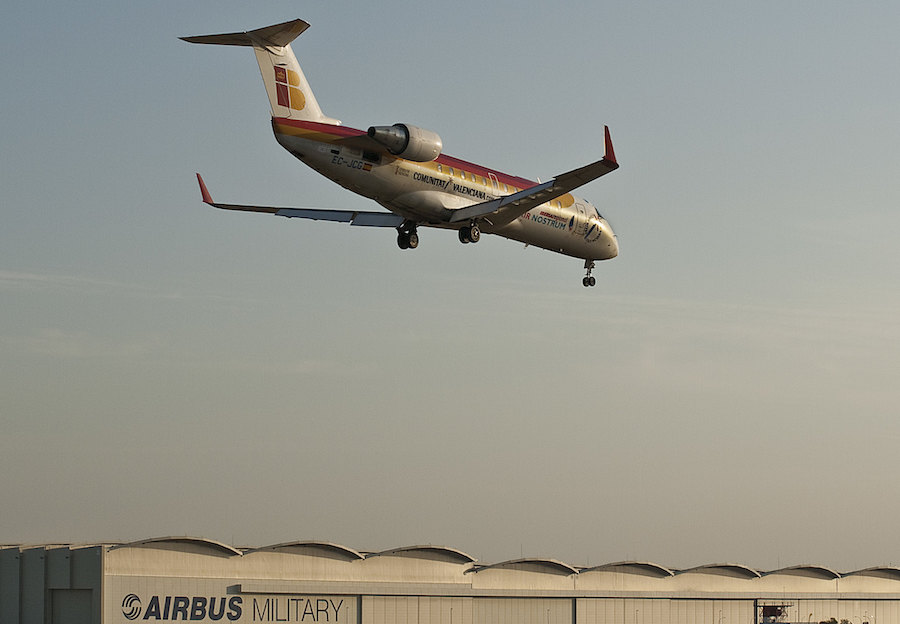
[2,1,899,571]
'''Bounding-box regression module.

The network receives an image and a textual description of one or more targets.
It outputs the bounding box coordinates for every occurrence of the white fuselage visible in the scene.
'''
[273,118,618,262]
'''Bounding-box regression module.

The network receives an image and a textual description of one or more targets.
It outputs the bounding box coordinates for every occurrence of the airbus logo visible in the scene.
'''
[120,595,242,621]
[122,594,142,620]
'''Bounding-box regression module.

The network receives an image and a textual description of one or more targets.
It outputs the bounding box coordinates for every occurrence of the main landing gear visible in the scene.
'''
[396,222,418,250]
[582,260,597,287]
[458,223,480,244]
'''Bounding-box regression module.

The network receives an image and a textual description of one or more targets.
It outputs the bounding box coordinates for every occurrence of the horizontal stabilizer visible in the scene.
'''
[193,174,404,228]
[181,19,337,123]
[179,19,309,48]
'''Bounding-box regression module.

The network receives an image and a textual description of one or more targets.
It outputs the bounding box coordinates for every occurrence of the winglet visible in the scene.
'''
[195,173,214,205]
[603,126,617,166]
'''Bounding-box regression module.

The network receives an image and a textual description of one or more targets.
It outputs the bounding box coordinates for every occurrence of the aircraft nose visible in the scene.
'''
[602,219,619,259]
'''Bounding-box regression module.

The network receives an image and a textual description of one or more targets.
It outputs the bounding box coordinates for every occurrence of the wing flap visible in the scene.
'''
[275,209,354,222]
[194,174,404,228]
[348,212,406,227]
[276,208,404,227]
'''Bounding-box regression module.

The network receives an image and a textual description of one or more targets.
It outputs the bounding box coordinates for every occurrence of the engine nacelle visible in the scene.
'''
[366,123,442,162]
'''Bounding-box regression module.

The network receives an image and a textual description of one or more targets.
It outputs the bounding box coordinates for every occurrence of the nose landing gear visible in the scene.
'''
[582,260,597,287]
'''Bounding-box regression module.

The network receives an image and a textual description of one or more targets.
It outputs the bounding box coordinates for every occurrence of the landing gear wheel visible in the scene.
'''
[458,223,481,244]
[397,222,419,250]
[582,260,597,287]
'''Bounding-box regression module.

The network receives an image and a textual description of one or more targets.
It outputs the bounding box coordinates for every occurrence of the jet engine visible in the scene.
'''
[366,123,442,162]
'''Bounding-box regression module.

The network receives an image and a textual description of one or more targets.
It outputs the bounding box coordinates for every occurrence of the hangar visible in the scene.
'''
[2,537,899,624]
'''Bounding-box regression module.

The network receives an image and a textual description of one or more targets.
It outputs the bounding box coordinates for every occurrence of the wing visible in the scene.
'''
[193,174,405,228]
[449,126,619,226]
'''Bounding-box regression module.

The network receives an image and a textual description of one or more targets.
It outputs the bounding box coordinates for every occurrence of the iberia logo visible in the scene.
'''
[274,66,306,111]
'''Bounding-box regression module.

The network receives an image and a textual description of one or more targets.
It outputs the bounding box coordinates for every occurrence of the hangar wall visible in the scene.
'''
[3,538,900,624]
[578,599,753,624]
[0,544,102,624]
[363,596,472,624]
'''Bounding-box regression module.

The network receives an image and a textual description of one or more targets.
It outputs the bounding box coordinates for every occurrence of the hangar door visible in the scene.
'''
[52,589,92,624]
[363,596,473,624]
[474,598,572,624]
[577,598,753,624]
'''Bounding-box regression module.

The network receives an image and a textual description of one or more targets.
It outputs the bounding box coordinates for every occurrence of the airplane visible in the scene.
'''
[182,19,620,287]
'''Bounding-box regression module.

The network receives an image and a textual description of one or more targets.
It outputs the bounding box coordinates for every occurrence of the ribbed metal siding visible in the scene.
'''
[789,598,885,624]
[0,548,21,623]
[577,598,753,624]
[473,598,572,624]
[362,596,473,624]
[0,547,101,624]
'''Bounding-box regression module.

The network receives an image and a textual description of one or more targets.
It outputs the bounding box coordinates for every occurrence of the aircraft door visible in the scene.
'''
[569,202,588,237]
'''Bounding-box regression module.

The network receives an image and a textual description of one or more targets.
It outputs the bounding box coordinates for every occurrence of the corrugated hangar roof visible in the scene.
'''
[679,563,763,579]
[367,545,476,564]
[580,562,675,578]
[110,536,243,557]
[471,558,579,576]
[765,565,842,580]
[11,537,900,588]
[845,566,900,581]
[243,541,364,560]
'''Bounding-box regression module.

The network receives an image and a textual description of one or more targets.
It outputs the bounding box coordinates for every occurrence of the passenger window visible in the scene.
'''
[448,167,454,176]
[437,164,443,173]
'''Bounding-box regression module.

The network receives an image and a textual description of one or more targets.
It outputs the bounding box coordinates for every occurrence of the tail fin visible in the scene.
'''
[181,19,340,125]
